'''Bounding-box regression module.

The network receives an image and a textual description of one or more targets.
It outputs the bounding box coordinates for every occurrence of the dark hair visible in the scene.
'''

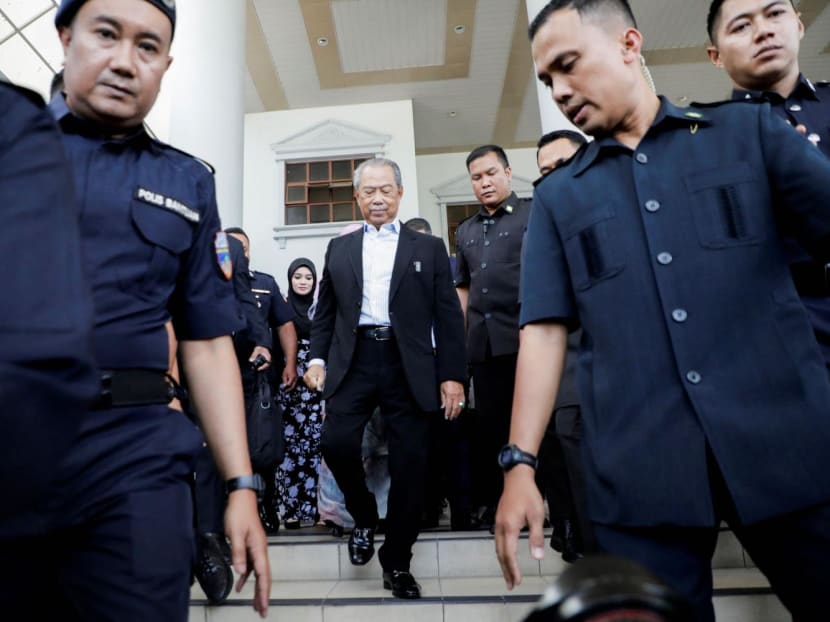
[466,145,510,171]
[224,227,248,239]
[529,0,637,41]
[405,217,432,235]
[707,0,794,42]
[537,129,587,157]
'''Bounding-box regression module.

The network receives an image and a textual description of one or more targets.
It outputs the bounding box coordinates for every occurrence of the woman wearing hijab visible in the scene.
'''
[276,258,324,529]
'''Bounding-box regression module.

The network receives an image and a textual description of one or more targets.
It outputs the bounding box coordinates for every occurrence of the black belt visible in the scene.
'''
[790,262,830,297]
[358,325,394,341]
[92,369,180,410]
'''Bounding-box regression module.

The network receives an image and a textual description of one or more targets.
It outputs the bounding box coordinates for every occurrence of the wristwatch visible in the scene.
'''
[225,474,265,500]
[498,444,538,471]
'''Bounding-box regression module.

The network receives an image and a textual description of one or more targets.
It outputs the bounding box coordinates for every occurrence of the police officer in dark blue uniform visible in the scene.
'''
[706,0,830,373]
[454,145,531,528]
[496,2,830,621]
[0,1,271,619]
[0,79,99,535]
[226,228,298,533]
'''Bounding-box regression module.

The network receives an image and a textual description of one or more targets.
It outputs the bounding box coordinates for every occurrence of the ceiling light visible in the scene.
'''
[317,37,329,46]
[448,111,457,118]
[454,25,465,34]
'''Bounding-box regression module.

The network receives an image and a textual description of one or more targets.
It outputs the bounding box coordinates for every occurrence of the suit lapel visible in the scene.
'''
[390,228,415,302]
[347,229,364,290]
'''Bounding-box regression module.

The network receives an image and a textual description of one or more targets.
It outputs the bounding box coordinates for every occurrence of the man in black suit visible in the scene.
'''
[304,158,466,599]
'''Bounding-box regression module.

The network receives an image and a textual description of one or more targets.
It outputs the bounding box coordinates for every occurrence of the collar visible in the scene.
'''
[363,219,401,234]
[478,192,519,218]
[571,96,710,177]
[730,73,819,104]
[48,93,151,145]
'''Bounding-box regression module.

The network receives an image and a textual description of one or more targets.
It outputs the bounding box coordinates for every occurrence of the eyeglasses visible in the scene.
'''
[359,185,396,198]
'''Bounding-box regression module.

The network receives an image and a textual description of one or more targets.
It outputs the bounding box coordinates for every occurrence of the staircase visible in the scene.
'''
[188,526,788,621]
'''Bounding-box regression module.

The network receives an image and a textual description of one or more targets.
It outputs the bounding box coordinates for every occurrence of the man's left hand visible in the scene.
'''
[440,380,465,420]
[225,489,271,618]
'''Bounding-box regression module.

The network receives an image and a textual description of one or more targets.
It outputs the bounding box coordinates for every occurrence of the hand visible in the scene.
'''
[303,364,326,391]
[282,363,298,390]
[224,489,271,617]
[439,380,465,420]
[494,466,546,590]
[249,346,271,371]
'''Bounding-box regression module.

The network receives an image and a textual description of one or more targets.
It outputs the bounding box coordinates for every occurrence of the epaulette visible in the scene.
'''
[143,125,217,174]
[0,80,46,108]
[689,98,751,108]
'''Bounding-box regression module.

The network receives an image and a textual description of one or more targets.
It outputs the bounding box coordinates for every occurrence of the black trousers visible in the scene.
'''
[470,352,517,509]
[594,449,830,622]
[553,405,597,552]
[537,411,575,521]
[321,337,431,572]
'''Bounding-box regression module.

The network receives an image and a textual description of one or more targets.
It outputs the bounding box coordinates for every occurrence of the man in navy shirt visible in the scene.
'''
[0,79,99,534]
[495,1,830,620]
[0,1,271,619]
[706,0,830,372]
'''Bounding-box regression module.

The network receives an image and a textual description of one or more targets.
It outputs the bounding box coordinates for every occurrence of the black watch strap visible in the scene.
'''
[225,474,265,498]
[498,443,539,471]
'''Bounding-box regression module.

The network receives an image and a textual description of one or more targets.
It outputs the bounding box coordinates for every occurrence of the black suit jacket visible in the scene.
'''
[310,225,466,412]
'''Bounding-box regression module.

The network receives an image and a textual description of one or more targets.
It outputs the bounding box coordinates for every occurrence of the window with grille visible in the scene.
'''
[284,158,369,225]
[446,203,480,254]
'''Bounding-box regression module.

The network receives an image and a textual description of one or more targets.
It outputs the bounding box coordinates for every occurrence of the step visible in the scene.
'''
[189,569,784,621]
[189,528,786,621]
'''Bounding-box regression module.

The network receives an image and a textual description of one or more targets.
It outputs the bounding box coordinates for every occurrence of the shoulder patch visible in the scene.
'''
[214,232,232,280]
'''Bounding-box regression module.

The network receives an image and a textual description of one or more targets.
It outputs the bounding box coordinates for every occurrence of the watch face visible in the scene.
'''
[498,445,514,467]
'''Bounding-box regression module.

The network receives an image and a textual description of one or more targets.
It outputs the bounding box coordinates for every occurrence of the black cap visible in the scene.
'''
[55,0,176,37]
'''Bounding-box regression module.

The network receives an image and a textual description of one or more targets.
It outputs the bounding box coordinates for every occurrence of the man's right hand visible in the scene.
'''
[494,466,546,590]
[303,364,326,392]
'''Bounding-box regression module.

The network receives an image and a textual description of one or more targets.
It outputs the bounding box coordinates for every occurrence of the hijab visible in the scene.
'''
[287,257,317,339]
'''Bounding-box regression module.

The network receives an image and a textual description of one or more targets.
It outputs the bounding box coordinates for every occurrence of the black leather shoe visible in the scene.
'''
[348,527,375,565]
[194,533,233,604]
[258,503,280,535]
[559,519,584,564]
[383,570,421,599]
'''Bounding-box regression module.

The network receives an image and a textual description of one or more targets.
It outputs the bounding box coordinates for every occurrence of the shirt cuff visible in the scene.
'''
[308,358,326,369]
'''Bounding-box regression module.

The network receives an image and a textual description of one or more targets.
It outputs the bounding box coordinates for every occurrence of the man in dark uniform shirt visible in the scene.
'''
[706,0,830,372]
[0,79,99,534]
[534,129,595,562]
[496,1,830,620]
[0,1,270,619]
[454,145,531,528]
[227,227,298,534]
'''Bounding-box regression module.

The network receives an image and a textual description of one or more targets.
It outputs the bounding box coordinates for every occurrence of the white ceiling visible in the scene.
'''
[249,0,830,152]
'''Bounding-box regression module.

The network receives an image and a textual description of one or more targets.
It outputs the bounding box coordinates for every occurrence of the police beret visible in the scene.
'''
[55,0,176,37]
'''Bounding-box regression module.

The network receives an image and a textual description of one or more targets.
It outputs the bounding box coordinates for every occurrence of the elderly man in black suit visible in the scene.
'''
[304,158,466,599]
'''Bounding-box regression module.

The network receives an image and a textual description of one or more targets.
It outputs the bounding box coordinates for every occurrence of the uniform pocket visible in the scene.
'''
[126,199,195,300]
[683,162,764,248]
[562,206,625,291]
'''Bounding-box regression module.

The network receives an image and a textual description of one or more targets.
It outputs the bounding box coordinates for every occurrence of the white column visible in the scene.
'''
[146,0,247,227]
[525,0,577,135]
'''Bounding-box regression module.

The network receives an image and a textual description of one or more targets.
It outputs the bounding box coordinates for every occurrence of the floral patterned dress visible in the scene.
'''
[275,338,323,522]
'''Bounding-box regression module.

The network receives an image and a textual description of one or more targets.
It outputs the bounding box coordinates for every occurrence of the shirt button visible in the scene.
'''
[645,200,661,213]
[636,153,649,164]
[485,313,492,319]
[789,104,802,112]
[482,288,489,294]
[672,309,688,323]
[686,370,702,384]
[484,240,491,247]
[481,262,487,269]
[657,252,673,265]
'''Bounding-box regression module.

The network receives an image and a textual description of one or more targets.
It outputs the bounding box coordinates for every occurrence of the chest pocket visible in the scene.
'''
[488,228,523,263]
[561,206,625,291]
[683,163,765,249]
[129,198,196,299]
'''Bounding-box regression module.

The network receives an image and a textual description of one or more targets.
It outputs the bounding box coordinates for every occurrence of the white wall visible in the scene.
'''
[243,100,418,291]
[415,146,540,248]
